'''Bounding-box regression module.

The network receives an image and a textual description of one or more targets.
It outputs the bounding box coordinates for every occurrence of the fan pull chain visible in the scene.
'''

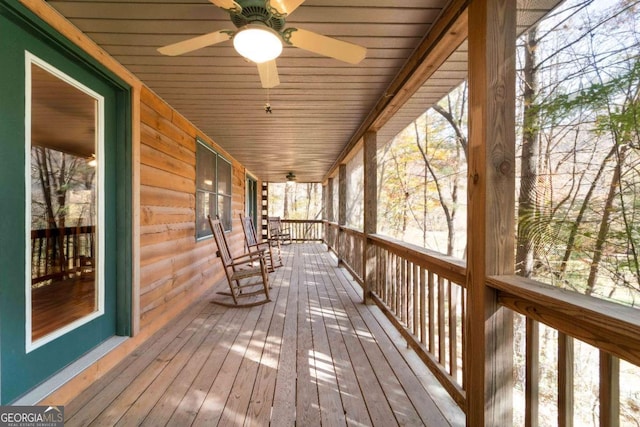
[265,87,272,114]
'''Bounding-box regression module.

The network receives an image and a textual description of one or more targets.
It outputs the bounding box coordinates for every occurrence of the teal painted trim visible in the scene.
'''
[115,87,133,336]
[1,0,129,91]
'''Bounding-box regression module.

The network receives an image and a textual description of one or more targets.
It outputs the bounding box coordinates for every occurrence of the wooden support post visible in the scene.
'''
[466,0,516,425]
[322,184,327,221]
[327,177,334,223]
[339,164,347,226]
[337,164,347,266]
[326,178,334,252]
[321,183,328,245]
[363,131,377,305]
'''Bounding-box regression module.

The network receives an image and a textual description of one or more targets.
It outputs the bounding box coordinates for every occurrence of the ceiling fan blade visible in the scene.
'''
[270,0,305,15]
[257,60,280,88]
[208,0,242,13]
[158,30,233,56]
[288,28,366,65]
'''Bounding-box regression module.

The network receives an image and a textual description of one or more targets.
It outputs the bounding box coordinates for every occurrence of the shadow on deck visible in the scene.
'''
[65,243,465,426]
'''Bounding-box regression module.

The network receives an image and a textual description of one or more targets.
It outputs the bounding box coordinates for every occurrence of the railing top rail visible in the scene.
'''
[279,219,324,224]
[338,226,364,236]
[489,274,640,366]
[368,233,466,286]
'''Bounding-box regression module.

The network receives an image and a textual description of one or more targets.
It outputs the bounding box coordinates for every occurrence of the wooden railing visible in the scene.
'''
[279,219,323,242]
[31,225,95,286]
[325,221,339,251]
[488,275,640,425]
[325,223,365,284]
[323,222,640,423]
[368,234,467,408]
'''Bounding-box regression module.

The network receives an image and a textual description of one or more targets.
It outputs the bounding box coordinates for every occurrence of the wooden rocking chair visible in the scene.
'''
[268,216,292,245]
[240,214,282,272]
[208,215,271,307]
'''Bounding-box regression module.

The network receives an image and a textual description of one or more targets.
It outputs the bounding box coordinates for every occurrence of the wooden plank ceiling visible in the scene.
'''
[46,0,562,183]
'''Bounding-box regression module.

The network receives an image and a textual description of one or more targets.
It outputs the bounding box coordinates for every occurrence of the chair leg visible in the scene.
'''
[260,258,270,301]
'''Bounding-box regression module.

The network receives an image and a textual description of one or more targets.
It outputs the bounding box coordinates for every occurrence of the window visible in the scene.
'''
[196,139,232,238]
[27,53,105,349]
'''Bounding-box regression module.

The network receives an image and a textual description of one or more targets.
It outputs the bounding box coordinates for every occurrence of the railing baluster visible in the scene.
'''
[413,263,419,337]
[407,260,412,327]
[599,351,619,427]
[400,258,408,326]
[461,286,466,388]
[395,254,401,318]
[525,318,539,427]
[558,332,574,427]
[438,275,446,364]
[449,280,458,378]
[428,271,435,355]
[420,267,426,345]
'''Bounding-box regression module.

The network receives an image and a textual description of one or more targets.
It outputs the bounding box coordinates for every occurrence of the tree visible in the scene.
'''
[516,26,540,278]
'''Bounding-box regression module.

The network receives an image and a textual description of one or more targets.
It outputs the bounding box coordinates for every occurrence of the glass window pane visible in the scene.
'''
[196,143,216,192]
[219,195,232,231]
[30,62,100,342]
[195,140,232,237]
[217,157,232,196]
[196,190,213,238]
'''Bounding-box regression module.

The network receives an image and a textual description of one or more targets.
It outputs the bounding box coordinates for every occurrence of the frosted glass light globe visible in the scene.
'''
[233,25,282,63]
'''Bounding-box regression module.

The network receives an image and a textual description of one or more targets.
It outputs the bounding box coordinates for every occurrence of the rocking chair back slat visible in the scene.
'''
[242,216,259,247]
[209,215,233,267]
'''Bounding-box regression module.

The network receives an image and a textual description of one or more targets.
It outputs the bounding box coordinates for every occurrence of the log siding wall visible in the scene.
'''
[139,86,251,330]
[140,87,218,330]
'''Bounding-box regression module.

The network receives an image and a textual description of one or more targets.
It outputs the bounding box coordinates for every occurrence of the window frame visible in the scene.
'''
[195,138,232,239]
[25,52,106,352]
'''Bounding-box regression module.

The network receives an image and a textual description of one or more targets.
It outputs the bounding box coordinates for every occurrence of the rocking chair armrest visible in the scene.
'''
[248,241,270,251]
[231,249,266,263]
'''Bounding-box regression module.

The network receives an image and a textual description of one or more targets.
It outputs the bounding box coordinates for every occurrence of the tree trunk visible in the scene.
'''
[415,120,454,255]
[558,145,617,279]
[516,28,539,278]
[586,146,628,295]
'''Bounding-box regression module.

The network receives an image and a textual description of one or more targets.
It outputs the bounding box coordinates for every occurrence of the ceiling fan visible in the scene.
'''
[158,0,367,89]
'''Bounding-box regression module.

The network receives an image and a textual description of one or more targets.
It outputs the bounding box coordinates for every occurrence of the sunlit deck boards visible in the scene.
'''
[64,243,464,426]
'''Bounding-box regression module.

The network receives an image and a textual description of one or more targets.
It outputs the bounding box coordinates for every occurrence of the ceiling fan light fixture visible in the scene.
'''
[233,24,282,63]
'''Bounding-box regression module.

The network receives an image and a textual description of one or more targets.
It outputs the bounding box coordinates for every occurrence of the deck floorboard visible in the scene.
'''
[66,243,465,426]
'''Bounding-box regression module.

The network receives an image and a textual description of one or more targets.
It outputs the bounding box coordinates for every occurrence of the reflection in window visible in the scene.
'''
[195,139,232,238]
[29,60,101,343]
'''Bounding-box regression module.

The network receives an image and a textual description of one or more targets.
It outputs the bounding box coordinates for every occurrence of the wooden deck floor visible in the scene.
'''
[65,243,465,426]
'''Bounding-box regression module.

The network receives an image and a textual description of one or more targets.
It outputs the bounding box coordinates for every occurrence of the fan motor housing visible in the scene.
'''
[231,0,286,31]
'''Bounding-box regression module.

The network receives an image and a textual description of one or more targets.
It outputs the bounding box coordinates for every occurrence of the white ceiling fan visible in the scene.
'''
[158,0,367,89]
